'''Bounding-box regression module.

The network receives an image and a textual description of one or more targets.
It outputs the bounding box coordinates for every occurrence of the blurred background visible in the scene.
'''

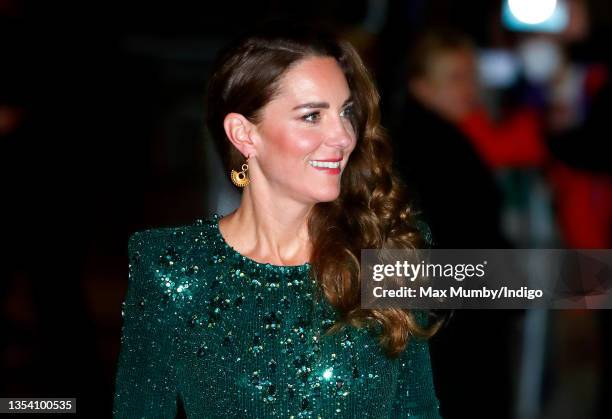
[2,0,611,417]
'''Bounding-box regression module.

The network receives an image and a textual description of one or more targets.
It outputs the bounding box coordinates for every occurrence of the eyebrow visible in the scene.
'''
[292,97,353,111]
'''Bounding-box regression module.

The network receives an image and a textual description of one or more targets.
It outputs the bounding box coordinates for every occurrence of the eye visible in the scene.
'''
[302,112,321,123]
[340,105,354,119]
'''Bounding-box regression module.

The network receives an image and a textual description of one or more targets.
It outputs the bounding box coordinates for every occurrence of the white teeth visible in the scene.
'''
[309,160,341,168]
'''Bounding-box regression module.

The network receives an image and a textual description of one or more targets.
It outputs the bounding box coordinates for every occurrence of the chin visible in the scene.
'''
[312,188,341,203]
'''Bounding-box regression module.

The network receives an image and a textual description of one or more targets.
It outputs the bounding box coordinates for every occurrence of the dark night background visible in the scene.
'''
[3,0,611,418]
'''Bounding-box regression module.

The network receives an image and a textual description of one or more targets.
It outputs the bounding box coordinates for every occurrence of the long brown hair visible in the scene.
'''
[205,21,442,358]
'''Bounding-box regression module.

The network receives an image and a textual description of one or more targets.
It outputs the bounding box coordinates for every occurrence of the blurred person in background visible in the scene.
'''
[392,28,548,248]
[390,28,528,419]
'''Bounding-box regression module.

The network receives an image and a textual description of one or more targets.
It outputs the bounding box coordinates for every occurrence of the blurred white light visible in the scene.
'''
[508,0,557,24]
[518,38,562,83]
[478,49,520,88]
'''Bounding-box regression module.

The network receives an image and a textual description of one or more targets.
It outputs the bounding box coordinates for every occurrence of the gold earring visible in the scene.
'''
[230,156,250,187]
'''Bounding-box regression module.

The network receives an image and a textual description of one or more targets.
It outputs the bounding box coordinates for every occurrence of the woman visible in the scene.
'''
[113,21,443,418]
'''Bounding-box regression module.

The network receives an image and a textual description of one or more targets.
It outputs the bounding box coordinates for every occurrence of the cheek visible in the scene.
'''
[259,126,326,183]
[428,79,450,99]
[266,125,323,160]
[437,82,465,104]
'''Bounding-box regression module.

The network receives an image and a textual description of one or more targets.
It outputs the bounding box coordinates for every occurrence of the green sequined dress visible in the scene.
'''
[112,214,442,418]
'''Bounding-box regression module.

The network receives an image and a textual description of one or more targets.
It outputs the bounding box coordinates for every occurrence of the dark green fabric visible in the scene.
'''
[112,214,442,418]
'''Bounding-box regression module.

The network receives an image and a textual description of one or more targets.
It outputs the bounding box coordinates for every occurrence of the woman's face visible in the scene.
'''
[252,56,357,204]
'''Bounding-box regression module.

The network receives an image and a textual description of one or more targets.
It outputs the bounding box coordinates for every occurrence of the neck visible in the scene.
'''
[220,186,313,266]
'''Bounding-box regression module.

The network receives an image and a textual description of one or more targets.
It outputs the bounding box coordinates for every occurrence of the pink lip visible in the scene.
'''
[312,167,341,174]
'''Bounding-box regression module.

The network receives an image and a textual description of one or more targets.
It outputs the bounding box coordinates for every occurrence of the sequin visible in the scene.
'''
[112,214,442,418]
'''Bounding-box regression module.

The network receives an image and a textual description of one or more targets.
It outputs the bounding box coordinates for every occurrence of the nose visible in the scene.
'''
[326,115,355,149]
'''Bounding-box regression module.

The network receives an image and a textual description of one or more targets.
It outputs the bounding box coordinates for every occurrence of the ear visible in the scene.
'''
[223,113,259,159]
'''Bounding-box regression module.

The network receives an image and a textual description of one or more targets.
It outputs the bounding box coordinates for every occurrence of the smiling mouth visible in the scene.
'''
[308,160,341,169]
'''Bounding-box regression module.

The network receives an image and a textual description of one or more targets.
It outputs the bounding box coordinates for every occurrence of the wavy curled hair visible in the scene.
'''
[205,21,443,358]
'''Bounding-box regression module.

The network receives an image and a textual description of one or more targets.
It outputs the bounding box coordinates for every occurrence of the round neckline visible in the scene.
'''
[210,213,311,271]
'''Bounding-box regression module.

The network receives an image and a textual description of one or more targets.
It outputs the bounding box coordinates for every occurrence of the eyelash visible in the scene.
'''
[302,112,321,123]
[341,106,354,118]
[301,106,354,123]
